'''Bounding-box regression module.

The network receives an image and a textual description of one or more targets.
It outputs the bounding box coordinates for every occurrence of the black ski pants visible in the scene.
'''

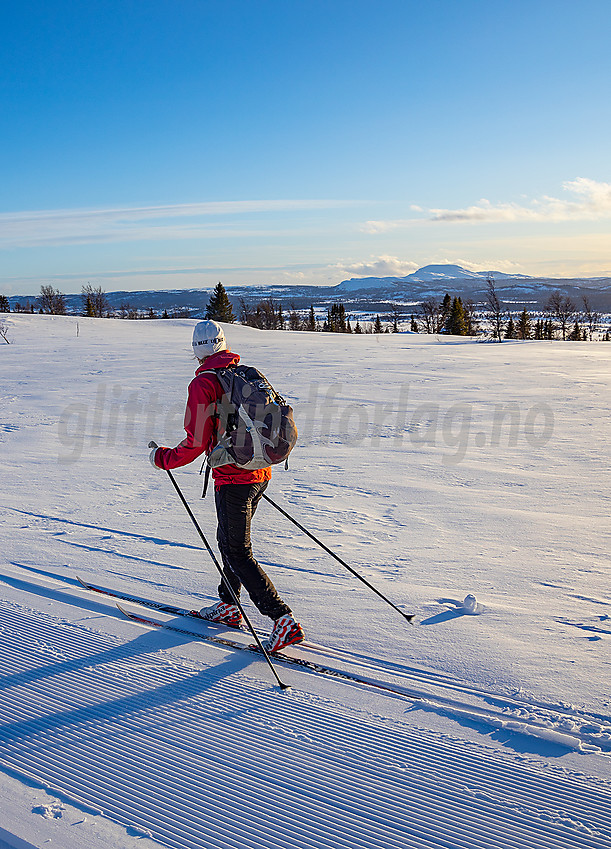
[215,481,291,620]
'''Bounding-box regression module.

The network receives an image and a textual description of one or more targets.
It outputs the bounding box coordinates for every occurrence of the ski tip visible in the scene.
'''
[117,603,141,621]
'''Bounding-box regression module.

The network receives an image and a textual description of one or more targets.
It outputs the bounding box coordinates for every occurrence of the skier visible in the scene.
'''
[149,320,304,653]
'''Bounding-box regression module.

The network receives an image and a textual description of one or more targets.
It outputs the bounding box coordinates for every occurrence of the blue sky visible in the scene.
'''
[1,0,610,294]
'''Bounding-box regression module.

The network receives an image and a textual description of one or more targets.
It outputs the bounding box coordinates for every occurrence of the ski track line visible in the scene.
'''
[0,606,610,849]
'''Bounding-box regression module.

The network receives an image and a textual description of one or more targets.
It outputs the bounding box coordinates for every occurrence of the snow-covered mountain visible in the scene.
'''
[333,264,611,310]
[336,264,533,292]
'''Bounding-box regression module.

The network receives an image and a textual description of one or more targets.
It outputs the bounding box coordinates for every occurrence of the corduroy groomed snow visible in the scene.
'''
[192,320,227,357]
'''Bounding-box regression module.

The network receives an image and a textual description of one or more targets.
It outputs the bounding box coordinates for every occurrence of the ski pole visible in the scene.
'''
[262,494,414,624]
[148,442,290,690]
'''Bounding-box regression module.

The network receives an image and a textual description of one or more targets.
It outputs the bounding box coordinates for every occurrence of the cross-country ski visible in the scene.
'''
[115,603,421,698]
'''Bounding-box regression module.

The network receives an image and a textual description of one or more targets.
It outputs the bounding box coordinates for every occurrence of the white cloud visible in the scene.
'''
[329,255,420,278]
[362,178,611,231]
[0,199,354,248]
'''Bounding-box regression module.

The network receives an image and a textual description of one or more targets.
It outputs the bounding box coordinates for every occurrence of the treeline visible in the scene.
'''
[418,294,479,335]
[0,285,192,319]
[203,285,414,333]
[2,280,609,341]
[416,279,609,341]
[238,298,413,334]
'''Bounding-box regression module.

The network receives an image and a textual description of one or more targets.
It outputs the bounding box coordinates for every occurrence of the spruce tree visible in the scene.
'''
[0,295,10,312]
[410,314,418,332]
[326,303,348,332]
[441,293,452,330]
[354,320,362,334]
[505,317,517,339]
[447,297,467,335]
[306,305,317,331]
[373,315,383,333]
[205,282,236,322]
[328,304,338,331]
[568,320,582,341]
[517,308,531,340]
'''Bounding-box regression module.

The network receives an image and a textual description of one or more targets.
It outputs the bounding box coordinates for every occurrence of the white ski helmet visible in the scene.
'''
[192,320,227,358]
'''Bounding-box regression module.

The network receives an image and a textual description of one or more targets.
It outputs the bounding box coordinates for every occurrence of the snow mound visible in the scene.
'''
[32,802,65,819]
[462,594,479,614]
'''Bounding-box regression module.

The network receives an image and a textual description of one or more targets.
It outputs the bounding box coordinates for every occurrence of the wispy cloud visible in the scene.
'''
[362,178,611,232]
[0,199,354,248]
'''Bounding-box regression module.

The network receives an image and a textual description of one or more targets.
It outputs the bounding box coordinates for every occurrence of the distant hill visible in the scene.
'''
[335,264,534,292]
[332,264,611,310]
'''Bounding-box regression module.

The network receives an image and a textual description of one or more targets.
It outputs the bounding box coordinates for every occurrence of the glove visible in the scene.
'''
[148,440,162,469]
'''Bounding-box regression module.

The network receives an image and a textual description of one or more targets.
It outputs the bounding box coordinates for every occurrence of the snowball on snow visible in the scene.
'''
[462,594,478,614]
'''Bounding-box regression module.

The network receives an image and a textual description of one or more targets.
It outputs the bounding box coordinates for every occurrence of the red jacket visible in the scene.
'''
[153,350,272,487]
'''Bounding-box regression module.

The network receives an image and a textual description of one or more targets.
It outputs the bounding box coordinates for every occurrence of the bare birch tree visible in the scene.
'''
[39,285,67,315]
[545,291,576,341]
[581,295,600,341]
[418,298,442,333]
[81,284,109,317]
[485,276,505,341]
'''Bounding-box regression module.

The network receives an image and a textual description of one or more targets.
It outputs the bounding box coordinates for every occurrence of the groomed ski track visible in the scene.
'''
[1,599,610,849]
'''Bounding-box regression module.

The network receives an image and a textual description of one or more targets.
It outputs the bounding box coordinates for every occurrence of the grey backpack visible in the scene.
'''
[202,365,297,479]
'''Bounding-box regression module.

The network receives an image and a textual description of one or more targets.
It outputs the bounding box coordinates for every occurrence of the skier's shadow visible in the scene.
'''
[0,638,257,748]
[0,579,259,746]
[4,507,202,551]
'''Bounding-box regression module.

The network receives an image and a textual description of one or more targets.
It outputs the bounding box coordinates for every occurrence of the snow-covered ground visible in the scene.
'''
[1,314,610,848]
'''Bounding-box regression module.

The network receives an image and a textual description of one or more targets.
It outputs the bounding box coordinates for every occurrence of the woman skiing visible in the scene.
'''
[149,320,304,653]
